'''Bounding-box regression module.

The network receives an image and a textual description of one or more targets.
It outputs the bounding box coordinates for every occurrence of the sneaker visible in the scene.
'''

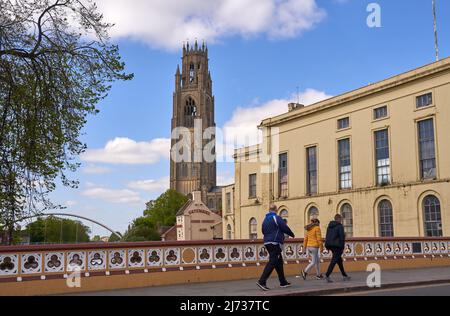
[316,275,324,280]
[280,282,292,288]
[343,276,352,282]
[325,277,334,283]
[257,282,270,291]
[301,270,307,281]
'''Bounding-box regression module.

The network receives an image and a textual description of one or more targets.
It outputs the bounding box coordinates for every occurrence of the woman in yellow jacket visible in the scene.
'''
[298,219,324,280]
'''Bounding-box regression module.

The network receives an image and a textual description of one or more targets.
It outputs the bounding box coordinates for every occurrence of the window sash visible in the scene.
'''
[279,154,288,197]
[375,130,391,185]
[416,93,433,108]
[374,106,388,120]
[249,174,257,198]
[418,119,436,179]
[338,117,350,130]
[338,139,352,189]
[306,147,318,194]
[379,201,394,237]
[424,197,443,237]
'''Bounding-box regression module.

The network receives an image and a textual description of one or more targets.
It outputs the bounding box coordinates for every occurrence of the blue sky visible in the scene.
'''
[49,0,450,237]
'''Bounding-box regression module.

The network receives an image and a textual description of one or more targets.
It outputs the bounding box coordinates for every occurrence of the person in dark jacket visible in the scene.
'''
[257,204,295,291]
[324,214,351,283]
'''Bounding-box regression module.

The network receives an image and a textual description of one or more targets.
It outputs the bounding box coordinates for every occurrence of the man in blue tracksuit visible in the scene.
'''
[257,204,295,291]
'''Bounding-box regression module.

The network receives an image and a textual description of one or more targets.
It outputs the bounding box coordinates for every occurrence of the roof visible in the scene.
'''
[161,225,176,238]
[260,57,450,128]
[209,186,225,193]
[176,200,192,216]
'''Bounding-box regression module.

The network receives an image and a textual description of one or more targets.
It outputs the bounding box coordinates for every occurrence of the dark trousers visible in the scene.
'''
[258,244,288,286]
[326,248,348,278]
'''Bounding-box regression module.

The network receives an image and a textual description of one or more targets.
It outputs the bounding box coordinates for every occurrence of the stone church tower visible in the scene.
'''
[170,42,222,210]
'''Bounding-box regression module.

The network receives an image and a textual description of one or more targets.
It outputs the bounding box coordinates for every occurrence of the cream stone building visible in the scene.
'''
[176,192,223,241]
[223,58,450,240]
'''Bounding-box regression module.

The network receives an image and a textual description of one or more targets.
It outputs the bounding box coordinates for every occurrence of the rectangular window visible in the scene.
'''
[279,153,288,198]
[416,93,433,108]
[375,129,391,186]
[338,139,352,190]
[226,193,231,213]
[418,119,437,179]
[306,147,318,195]
[249,174,257,199]
[374,106,388,120]
[337,117,350,130]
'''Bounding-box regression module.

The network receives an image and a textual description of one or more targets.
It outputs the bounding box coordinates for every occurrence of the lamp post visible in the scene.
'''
[432,0,439,61]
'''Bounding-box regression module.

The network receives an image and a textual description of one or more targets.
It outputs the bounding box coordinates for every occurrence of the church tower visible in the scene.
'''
[170,41,217,201]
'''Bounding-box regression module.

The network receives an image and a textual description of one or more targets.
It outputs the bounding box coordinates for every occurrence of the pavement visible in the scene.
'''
[337,283,450,296]
[66,266,450,296]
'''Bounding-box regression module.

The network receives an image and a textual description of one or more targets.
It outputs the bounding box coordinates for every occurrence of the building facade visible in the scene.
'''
[224,58,450,240]
[170,42,223,211]
[176,192,223,241]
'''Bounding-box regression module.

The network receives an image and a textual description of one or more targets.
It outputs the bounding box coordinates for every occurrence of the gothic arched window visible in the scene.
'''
[189,63,195,83]
[423,195,442,237]
[185,97,197,116]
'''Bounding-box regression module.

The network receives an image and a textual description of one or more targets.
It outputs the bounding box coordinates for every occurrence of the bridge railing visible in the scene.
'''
[0,237,449,283]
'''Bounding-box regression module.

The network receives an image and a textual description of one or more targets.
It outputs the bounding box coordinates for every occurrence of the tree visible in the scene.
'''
[108,232,121,243]
[0,0,133,244]
[124,190,188,242]
[23,216,91,244]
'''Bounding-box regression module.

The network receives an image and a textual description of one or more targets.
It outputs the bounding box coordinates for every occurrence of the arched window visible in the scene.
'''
[423,195,442,237]
[308,206,319,221]
[185,97,197,116]
[227,225,232,240]
[249,218,258,240]
[280,209,289,223]
[189,63,195,83]
[341,203,353,237]
[378,200,394,237]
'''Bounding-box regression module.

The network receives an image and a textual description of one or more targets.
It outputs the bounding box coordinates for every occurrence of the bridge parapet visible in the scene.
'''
[0,237,449,295]
[1,237,449,283]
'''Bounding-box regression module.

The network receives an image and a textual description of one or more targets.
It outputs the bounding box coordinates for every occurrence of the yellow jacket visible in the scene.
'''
[304,224,323,251]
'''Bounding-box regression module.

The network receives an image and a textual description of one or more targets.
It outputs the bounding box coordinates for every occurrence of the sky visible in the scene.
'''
[45,0,450,237]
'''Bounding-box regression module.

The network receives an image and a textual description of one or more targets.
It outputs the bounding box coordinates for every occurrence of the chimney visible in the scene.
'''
[288,103,304,112]
[192,191,202,203]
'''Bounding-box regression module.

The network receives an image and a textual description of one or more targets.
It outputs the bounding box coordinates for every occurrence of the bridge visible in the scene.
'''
[16,213,123,240]
[0,237,449,296]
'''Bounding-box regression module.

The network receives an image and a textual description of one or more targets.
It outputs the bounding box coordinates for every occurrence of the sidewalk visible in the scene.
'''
[67,266,450,296]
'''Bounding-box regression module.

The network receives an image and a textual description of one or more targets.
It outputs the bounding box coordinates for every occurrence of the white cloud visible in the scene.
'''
[220,88,332,154]
[82,137,170,165]
[94,0,326,50]
[128,176,170,193]
[82,186,143,205]
[82,164,112,174]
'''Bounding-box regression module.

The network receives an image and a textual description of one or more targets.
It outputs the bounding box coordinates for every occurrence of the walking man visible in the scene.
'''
[257,204,295,291]
[324,214,351,283]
